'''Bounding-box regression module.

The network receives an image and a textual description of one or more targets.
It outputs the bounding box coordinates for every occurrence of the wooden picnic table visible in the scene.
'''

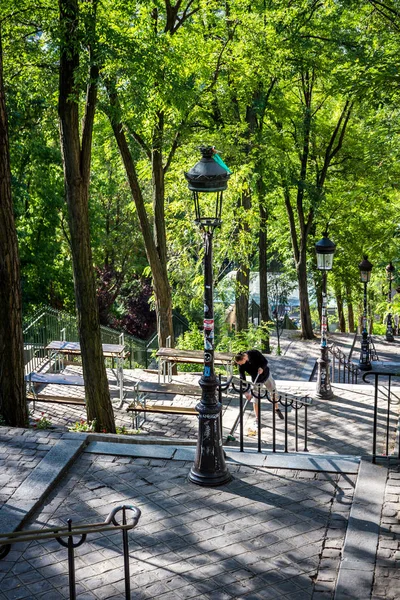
[156,348,235,383]
[46,340,126,358]
[28,339,129,410]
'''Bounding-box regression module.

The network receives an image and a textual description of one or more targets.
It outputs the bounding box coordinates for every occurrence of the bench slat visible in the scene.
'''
[127,403,197,416]
[27,393,86,406]
[25,372,85,386]
[136,382,201,396]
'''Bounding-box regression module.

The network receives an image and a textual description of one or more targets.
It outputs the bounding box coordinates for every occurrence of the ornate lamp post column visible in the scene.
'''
[358,256,373,371]
[185,146,231,487]
[385,262,395,342]
[315,234,336,399]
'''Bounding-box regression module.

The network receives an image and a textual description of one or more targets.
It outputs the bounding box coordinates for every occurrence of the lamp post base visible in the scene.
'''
[359,362,372,371]
[359,332,371,370]
[315,355,334,400]
[188,383,231,487]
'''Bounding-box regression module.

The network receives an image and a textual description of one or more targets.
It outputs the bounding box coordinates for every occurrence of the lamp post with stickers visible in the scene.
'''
[185,146,232,486]
[385,262,395,342]
[358,256,373,370]
[315,233,336,399]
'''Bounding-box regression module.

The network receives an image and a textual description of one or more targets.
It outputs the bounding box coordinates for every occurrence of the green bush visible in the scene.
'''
[175,321,271,373]
[372,322,386,335]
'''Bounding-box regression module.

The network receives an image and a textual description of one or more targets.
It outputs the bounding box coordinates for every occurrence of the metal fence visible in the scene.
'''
[221,377,311,454]
[23,306,189,372]
[362,371,400,463]
[0,505,141,600]
[329,343,361,384]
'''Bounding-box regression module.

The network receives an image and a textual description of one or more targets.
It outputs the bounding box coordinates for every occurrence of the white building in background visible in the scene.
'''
[220,271,301,310]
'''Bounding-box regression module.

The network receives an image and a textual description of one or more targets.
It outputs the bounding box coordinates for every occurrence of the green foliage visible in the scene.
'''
[68,419,97,433]
[372,323,386,335]
[216,323,272,355]
[175,321,272,372]
[4,0,400,341]
[31,412,52,430]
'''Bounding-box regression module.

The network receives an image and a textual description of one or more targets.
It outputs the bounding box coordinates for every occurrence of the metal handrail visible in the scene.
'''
[362,371,400,463]
[0,505,141,600]
[225,377,311,453]
[329,342,360,384]
[348,331,358,361]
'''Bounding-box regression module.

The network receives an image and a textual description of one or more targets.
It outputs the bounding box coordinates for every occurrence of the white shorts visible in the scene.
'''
[249,374,277,402]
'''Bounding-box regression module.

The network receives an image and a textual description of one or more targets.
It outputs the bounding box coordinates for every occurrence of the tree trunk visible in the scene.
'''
[297,252,314,338]
[235,189,251,332]
[346,284,355,332]
[58,0,115,433]
[236,265,250,332]
[335,288,346,332]
[107,105,174,349]
[0,30,28,427]
[258,200,270,352]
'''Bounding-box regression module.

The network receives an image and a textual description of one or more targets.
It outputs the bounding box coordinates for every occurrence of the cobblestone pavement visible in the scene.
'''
[0,451,356,600]
[9,332,398,599]
[372,463,400,600]
[0,429,62,504]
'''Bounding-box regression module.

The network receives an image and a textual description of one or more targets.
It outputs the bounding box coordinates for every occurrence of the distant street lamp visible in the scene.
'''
[184,146,231,486]
[315,234,336,399]
[358,256,373,370]
[385,262,395,342]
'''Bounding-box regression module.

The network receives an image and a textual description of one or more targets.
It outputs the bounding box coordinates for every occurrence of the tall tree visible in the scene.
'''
[58,0,115,432]
[102,1,203,349]
[0,27,28,427]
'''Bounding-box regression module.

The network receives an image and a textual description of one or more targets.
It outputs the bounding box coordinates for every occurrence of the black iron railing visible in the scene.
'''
[362,371,400,463]
[0,505,141,600]
[329,343,360,384]
[220,377,311,453]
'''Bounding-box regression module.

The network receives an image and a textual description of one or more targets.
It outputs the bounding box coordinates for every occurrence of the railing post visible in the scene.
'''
[257,387,262,453]
[67,520,76,600]
[122,507,131,600]
[239,380,244,452]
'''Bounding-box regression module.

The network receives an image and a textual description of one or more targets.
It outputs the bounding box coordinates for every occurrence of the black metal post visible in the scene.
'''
[189,228,231,486]
[67,520,76,600]
[122,507,131,600]
[316,271,334,399]
[386,275,394,342]
[359,281,371,370]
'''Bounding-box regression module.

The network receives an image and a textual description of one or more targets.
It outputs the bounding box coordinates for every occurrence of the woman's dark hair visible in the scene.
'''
[234,352,246,363]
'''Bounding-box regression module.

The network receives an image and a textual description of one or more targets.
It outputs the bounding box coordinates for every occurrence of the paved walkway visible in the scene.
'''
[0,332,398,598]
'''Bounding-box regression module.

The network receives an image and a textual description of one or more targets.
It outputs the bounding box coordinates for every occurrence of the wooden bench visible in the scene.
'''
[126,381,202,427]
[25,372,86,409]
[25,370,129,410]
[156,348,235,383]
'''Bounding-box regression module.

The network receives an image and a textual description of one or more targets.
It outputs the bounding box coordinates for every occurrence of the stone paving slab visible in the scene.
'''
[0,437,85,534]
[0,450,356,600]
[334,460,388,600]
[87,441,360,473]
[86,441,176,460]
[371,462,400,600]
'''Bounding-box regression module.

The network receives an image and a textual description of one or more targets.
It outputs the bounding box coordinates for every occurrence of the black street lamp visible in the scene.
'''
[315,234,336,399]
[184,146,231,487]
[385,262,395,342]
[358,256,373,370]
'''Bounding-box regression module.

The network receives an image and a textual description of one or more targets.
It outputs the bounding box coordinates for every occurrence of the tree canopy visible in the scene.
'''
[2,0,400,347]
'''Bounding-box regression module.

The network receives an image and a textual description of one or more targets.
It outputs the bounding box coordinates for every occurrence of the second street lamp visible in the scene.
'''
[184,146,231,487]
[315,234,336,399]
[358,256,373,371]
[385,262,395,342]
